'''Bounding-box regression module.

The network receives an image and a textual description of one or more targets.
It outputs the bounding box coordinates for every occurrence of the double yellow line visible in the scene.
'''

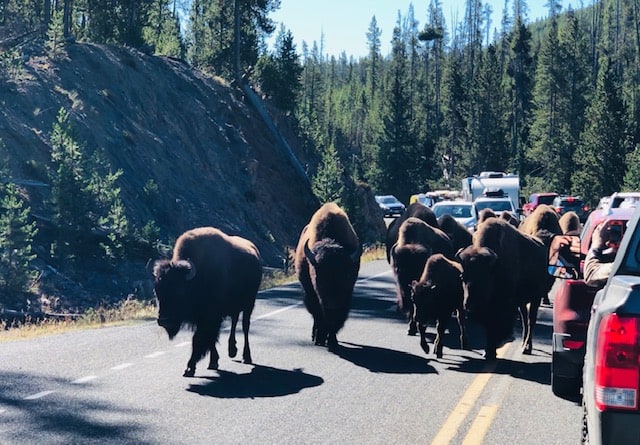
[430,343,510,445]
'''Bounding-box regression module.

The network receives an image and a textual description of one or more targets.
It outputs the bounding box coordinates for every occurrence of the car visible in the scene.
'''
[409,193,436,207]
[375,195,406,217]
[581,204,640,444]
[522,192,558,217]
[607,191,640,209]
[431,200,476,230]
[552,195,590,222]
[548,207,635,399]
[472,195,518,219]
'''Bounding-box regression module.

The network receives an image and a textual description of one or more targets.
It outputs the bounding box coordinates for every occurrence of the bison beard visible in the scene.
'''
[295,203,361,349]
[150,227,262,377]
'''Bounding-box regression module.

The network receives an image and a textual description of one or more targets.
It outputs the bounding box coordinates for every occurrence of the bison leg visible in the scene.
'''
[520,298,541,355]
[185,328,211,377]
[327,333,338,351]
[456,309,467,350]
[434,318,448,358]
[242,310,252,364]
[407,304,418,336]
[228,313,239,358]
[418,322,430,355]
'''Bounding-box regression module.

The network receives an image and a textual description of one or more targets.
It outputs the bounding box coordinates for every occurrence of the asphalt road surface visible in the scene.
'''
[0,260,581,444]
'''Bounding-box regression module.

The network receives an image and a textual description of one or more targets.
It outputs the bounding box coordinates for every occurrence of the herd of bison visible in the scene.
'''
[149,201,579,377]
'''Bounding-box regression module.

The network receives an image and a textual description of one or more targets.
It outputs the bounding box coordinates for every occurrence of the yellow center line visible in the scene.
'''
[461,405,499,445]
[429,344,509,445]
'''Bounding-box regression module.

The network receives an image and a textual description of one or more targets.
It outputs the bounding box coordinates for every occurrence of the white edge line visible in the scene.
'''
[24,390,56,400]
[72,375,98,384]
[111,362,133,370]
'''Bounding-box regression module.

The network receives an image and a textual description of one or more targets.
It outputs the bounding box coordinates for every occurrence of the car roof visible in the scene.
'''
[432,200,471,207]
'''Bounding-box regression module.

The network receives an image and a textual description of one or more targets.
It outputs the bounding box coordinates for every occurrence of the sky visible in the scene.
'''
[268,0,549,59]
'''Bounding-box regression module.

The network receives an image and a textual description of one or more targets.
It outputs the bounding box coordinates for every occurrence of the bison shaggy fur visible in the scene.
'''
[385,203,439,263]
[456,219,547,360]
[437,214,473,253]
[391,217,454,335]
[410,254,466,358]
[295,202,361,348]
[559,211,581,235]
[151,227,262,377]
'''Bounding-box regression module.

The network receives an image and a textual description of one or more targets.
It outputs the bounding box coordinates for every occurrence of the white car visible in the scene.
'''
[431,201,476,230]
[473,196,518,219]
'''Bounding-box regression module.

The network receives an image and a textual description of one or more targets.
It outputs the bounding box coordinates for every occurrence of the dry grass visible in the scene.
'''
[0,244,387,341]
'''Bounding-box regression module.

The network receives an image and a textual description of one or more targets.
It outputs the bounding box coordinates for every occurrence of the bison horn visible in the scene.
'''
[303,240,318,267]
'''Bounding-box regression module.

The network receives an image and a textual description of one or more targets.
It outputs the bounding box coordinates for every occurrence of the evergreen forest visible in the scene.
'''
[1,0,640,309]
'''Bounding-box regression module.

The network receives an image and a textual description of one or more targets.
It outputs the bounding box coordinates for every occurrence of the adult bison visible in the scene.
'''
[385,203,439,263]
[437,214,472,252]
[410,254,466,358]
[456,218,548,360]
[559,210,581,235]
[150,227,262,377]
[390,217,453,335]
[295,202,361,349]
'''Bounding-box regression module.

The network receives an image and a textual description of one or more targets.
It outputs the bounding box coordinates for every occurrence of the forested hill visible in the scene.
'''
[0,42,320,312]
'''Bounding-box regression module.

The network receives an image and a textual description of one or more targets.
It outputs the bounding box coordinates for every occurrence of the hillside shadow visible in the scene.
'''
[0,371,150,444]
[334,341,436,374]
[186,364,323,398]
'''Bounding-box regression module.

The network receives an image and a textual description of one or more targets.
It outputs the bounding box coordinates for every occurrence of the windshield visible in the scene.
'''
[474,200,513,213]
[539,195,556,205]
[433,204,472,218]
[378,196,397,204]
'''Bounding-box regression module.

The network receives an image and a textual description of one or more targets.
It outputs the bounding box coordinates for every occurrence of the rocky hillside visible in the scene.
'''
[1,42,330,313]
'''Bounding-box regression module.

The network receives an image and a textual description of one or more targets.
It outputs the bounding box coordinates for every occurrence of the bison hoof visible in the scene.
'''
[229,346,238,358]
[522,345,532,355]
[436,351,443,359]
[183,368,196,377]
[207,362,219,370]
[484,350,497,361]
[420,341,430,355]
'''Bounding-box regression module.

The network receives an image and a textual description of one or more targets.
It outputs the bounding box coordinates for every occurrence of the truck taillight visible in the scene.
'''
[594,314,640,411]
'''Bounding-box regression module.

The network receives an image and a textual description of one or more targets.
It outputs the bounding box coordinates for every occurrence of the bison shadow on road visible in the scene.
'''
[334,341,436,374]
[186,364,323,398]
[0,371,151,444]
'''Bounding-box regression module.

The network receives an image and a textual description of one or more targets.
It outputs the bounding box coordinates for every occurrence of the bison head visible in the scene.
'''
[456,246,497,319]
[391,243,432,313]
[150,259,196,339]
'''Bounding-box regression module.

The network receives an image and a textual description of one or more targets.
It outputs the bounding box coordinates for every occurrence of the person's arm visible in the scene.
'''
[584,222,618,288]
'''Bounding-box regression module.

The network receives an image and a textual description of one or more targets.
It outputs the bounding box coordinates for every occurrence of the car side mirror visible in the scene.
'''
[547,234,581,280]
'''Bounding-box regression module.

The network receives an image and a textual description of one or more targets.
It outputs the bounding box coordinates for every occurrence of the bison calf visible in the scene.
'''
[150,227,262,377]
[295,202,361,349]
[410,254,466,358]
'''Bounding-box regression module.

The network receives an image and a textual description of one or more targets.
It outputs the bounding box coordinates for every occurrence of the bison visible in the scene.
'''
[559,210,581,235]
[295,202,361,349]
[385,202,439,263]
[391,217,453,335]
[456,218,547,360]
[150,227,262,377]
[410,254,466,358]
[437,214,473,253]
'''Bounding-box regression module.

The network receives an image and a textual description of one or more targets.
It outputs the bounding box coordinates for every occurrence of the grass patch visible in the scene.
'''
[0,244,387,341]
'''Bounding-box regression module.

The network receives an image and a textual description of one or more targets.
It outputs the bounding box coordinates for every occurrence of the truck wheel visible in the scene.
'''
[551,372,580,399]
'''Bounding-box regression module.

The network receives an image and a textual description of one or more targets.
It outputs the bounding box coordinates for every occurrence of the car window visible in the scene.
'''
[475,200,512,212]
[539,195,556,205]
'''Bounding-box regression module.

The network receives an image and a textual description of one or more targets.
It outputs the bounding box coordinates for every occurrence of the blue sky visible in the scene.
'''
[268,0,550,58]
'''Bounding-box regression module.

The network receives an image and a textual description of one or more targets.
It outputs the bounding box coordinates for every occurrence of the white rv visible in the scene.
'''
[461,171,521,211]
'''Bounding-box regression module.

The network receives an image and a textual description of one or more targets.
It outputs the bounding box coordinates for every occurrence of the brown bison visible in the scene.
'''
[385,203,439,263]
[437,214,473,253]
[150,227,262,377]
[456,218,547,360]
[391,217,453,335]
[295,202,361,349]
[410,254,466,358]
[477,208,496,225]
[559,210,581,235]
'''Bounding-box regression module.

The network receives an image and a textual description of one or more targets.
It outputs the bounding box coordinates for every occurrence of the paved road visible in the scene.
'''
[0,261,581,444]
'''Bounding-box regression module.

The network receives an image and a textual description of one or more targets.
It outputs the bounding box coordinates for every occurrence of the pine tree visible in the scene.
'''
[312,144,345,205]
[46,5,66,59]
[0,182,38,310]
[571,56,628,204]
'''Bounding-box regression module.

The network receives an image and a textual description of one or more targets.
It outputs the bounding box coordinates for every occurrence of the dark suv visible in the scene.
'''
[580,205,640,444]
[553,195,590,222]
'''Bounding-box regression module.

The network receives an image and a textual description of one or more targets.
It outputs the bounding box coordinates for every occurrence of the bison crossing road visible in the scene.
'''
[0,261,581,444]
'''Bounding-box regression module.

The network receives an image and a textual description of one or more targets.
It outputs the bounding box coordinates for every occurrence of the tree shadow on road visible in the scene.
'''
[333,341,436,374]
[186,364,323,398]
